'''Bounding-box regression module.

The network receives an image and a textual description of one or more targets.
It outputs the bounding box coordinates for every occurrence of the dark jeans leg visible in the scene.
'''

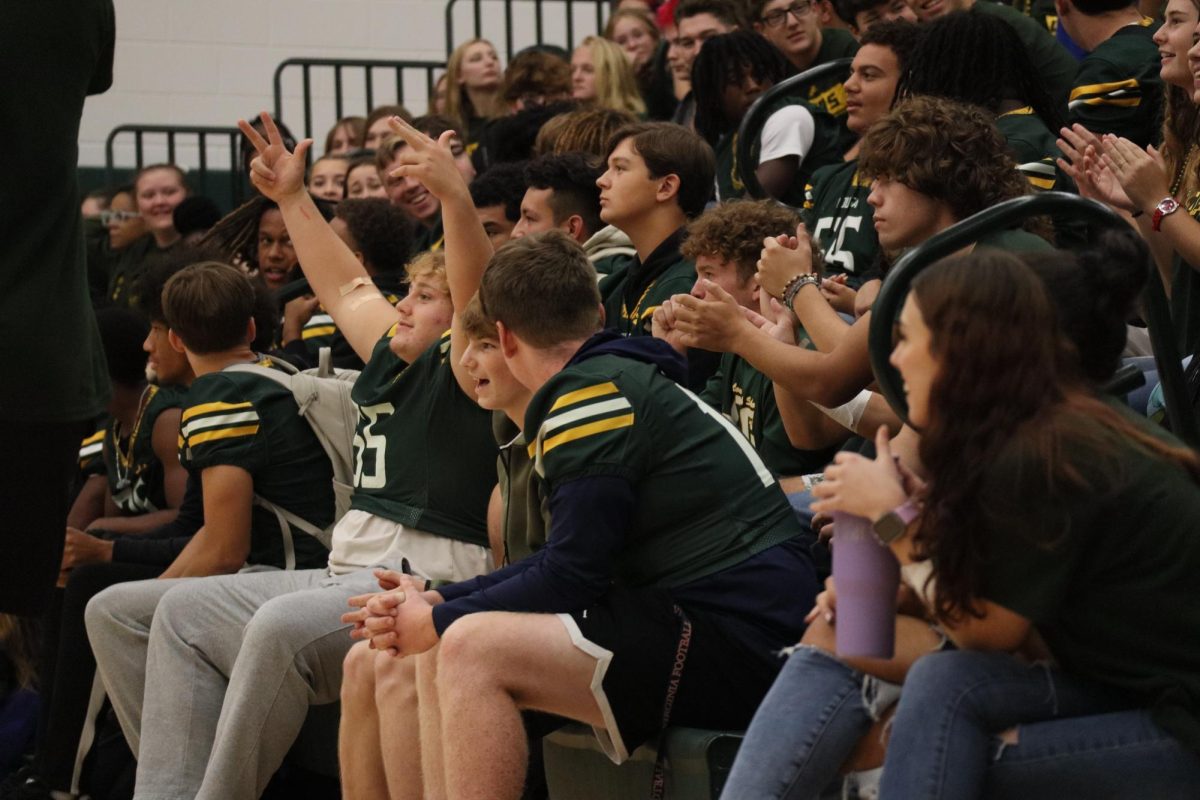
[36,562,159,791]
[0,421,89,616]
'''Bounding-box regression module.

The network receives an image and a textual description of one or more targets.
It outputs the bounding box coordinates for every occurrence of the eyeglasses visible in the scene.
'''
[99,210,140,226]
[760,1,814,27]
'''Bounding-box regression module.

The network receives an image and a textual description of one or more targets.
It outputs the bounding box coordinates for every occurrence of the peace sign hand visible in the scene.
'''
[237,111,312,203]
[384,116,469,201]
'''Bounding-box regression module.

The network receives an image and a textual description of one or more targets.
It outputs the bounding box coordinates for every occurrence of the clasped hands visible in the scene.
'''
[342,568,444,658]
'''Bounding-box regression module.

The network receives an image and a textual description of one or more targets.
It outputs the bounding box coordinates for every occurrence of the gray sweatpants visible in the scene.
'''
[84,567,381,800]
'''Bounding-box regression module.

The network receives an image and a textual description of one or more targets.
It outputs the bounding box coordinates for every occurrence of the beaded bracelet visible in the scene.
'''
[782,273,821,314]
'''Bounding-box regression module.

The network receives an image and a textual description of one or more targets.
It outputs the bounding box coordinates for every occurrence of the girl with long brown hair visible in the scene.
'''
[1060,0,1200,353]
[808,251,1200,798]
[443,38,505,147]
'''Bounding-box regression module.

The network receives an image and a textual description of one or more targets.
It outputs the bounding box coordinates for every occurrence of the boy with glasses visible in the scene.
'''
[753,0,859,116]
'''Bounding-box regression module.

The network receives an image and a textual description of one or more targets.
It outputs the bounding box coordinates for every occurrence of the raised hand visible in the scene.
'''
[237,112,312,203]
[757,222,816,300]
[810,426,908,521]
[385,116,469,201]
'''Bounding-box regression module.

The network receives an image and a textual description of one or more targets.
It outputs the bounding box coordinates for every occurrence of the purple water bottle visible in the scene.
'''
[831,511,899,658]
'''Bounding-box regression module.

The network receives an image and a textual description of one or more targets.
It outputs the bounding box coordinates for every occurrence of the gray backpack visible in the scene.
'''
[227,349,358,568]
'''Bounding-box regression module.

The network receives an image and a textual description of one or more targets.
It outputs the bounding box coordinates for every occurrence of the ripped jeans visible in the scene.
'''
[879,650,1200,799]
[720,645,901,799]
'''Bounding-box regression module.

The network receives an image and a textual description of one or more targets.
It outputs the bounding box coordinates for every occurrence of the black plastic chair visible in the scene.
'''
[867,192,1200,446]
[734,58,852,205]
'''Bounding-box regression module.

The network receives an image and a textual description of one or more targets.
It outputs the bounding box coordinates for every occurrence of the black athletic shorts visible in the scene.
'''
[559,584,785,762]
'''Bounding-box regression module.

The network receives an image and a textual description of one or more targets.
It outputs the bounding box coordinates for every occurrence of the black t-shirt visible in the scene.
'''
[975,412,1200,752]
[0,1,114,422]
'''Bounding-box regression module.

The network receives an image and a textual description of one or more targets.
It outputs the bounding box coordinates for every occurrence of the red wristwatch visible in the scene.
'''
[1152,196,1181,232]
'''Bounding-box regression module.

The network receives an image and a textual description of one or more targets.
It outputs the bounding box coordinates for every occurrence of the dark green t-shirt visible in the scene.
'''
[349,328,496,547]
[975,227,1055,253]
[803,159,877,285]
[103,384,186,515]
[298,274,406,370]
[701,352,840,477]
[1168,189,1200,356]
[1067,21,1163,148]
[526,349,803,588]
[975,1,1076,109]
[179,358,334,569]
[976,414,1200,753]
[0,0,114,422]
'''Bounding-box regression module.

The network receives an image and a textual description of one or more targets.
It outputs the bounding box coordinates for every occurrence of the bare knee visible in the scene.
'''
[342,640,378,703]
[374,650,418,706]
[436,616,504,692]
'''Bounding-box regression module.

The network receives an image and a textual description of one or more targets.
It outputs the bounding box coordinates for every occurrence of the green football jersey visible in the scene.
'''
[179,357,333,569]
[78,424,106,477]
[349,328,496,547]
[714,100,851,207]
[700,352,840,477]
[1068,21,1163,148]
[996,107,1063,192]
[802,28,860,119]
[410,217,445,258]
[525,343,803,588]
[601,228,695,337]
[803,159,877,285]
[996,107,1088,246]
[975,1,1076,108]
[300,274,406,370]
[103,383,186,514]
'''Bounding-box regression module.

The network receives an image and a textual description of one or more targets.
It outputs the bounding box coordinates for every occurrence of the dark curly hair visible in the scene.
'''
[858,95,1031,223]
[682,199,810,283]
[334,198,415,274]
[502,49,572,107]
[692,31,791,145]
[469,161,530,222]
[898,10,1064,133]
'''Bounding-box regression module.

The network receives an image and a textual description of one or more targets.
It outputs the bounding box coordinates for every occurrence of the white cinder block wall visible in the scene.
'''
[80,0,608,171]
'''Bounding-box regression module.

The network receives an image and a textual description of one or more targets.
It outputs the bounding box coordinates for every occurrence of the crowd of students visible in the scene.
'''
[6,0,1200,797]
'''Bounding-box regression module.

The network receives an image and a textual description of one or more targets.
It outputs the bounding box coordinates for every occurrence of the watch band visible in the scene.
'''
[1152,196,1181,232]
[872,499,919,544]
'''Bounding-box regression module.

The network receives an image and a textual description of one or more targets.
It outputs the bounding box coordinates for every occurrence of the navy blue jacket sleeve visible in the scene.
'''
[431,475,635,635]
[110,471,204,567]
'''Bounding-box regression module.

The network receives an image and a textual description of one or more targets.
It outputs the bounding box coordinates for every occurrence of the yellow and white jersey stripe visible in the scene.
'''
[531,381,635,475]
[179,400,260,451]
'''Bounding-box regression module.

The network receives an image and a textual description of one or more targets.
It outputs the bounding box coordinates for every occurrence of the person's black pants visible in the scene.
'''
[0,420,90,616]
[35,562,159,791]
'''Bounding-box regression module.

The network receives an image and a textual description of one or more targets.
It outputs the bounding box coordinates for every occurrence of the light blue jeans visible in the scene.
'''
[720,645,900,799]
[879,650,1200,799]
